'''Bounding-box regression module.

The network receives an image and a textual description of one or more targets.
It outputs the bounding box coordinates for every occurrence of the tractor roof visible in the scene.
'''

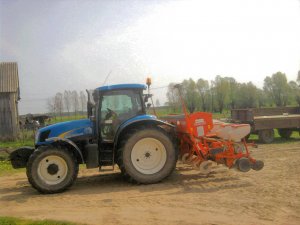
[96,83,147,92]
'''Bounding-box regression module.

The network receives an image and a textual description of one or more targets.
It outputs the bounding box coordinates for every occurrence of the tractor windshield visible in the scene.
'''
[99,89,144,141]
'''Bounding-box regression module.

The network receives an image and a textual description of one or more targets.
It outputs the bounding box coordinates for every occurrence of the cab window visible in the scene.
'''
[99,90,143,141]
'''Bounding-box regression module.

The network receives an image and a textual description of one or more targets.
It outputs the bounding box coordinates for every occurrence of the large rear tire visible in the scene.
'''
[26,146,79,194]
[118,128,177,184]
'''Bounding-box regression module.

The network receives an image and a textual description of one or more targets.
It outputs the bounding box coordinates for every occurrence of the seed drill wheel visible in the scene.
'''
[181,153,190,163]
[118,128,177,184]
[197,161,213,175]
[252,160,264,171]
[26,146,79,194]
[258,129,274,144]
[278,129,293,139]
[236,157,251,172]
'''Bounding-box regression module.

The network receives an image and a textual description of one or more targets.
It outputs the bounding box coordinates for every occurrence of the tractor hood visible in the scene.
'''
[35,119,93,145]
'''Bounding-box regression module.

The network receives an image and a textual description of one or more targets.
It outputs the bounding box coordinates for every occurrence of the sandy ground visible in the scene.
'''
[0,142,300,225]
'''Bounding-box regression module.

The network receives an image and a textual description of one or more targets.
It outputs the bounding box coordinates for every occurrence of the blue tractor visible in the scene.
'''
[10,83,177,193]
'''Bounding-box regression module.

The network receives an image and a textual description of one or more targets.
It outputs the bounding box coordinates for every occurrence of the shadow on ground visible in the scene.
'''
[0,165,253,203]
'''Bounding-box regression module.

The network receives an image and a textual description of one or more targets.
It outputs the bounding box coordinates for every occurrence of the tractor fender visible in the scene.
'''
[113,116,175,150]
[10,147,35,169]
[45,137,84,163]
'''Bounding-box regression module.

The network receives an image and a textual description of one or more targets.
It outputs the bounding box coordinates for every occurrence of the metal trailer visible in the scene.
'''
[231,106,300,143]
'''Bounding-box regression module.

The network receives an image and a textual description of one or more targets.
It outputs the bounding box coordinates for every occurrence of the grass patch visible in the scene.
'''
[0,216,82,225]
[0,140,34,149]
[47,115,86,125]
[0,161,24,176]
[1,130,35,150]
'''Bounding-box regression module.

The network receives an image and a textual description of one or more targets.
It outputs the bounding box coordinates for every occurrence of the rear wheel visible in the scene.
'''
[258,129,274,144]
[118,128,177,184]
[278,129,292,139]
[26,146,79,194]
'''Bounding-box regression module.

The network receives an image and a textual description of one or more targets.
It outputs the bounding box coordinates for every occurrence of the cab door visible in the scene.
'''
[99,89,143,142]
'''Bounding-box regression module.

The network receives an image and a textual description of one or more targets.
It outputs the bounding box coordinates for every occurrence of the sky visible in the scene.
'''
[0,0,300,114]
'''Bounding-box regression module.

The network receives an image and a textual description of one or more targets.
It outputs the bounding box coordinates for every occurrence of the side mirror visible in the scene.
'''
[144,94,152,103]
[147,103,151,109]
[144,95,149,103]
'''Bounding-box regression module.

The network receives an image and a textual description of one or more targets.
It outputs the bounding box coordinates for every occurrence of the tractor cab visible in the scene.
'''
[83,83,171,170]
[84,83,163,169]
[94,84,147,142]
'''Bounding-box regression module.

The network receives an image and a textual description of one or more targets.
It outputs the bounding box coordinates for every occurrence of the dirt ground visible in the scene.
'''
[0,142,300,225]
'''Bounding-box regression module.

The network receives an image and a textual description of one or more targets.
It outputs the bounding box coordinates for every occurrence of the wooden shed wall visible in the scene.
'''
[0,93,19,141]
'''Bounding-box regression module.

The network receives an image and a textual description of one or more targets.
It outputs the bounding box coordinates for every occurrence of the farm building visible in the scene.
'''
[0,62,20,141]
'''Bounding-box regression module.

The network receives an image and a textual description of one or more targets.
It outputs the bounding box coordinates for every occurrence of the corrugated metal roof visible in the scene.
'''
[0,62,19,93]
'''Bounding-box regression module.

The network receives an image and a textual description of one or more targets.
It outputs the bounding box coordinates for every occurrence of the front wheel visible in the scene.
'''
[118,128,177,184]
[26,146,79,194]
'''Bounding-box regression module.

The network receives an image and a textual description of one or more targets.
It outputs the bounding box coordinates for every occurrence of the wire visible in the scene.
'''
[102,70,112,86]
[151,85,168,90]
[21,98,48,101]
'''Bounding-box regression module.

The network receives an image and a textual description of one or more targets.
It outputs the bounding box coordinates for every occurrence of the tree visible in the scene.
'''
[47,97,56,118]
[155,99,160,107]
[257,88,268,108]
[54,92,64,120]
[182,78,199,113]
[210,80,216,112]
[263,72,290,106]
[80,91,87,114]
[72,90,79,118]
[196,78,210,111]
[212,75,230,113]
[236,82,258,108]
[226,77,238,109]
[166,83,180,112]
[289,81,300,106]
[64,90,72,117]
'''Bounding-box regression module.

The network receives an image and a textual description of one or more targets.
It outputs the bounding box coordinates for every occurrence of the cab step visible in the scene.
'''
[99,149,114,167]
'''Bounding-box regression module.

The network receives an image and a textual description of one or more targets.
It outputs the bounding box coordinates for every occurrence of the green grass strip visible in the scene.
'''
[0,161,24,176]
[0,216,83,225]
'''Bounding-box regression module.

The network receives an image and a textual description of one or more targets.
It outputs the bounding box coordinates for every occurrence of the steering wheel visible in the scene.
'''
[107,107,117,114]
[105,108,117,120]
